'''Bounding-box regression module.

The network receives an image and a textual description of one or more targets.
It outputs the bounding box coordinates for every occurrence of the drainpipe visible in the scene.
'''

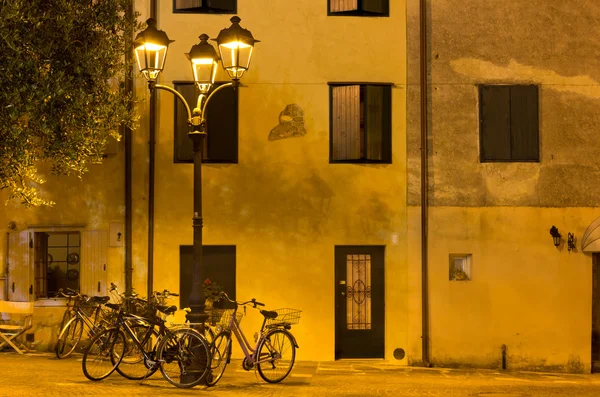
[147,0,158,299]
[419,0,431,367]
[4,233,8,300]
[124,0,134,295]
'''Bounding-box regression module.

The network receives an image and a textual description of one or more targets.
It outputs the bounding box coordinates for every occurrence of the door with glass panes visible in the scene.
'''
[335,246,385,359]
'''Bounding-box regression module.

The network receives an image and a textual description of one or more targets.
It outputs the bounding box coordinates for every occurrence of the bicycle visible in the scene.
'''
[55,288,111,359]
[206,292,301,386]
[82,290,212,388]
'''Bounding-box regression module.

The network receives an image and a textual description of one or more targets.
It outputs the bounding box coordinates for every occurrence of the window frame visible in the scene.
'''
[173,0,236,14]
[478,84,540,163]
[173,81,239,164]
[327,0,389,17]
[328,82,392,164]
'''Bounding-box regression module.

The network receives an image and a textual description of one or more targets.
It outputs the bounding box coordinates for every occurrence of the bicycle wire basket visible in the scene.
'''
[265,308,302,326]
[207,308,243,328]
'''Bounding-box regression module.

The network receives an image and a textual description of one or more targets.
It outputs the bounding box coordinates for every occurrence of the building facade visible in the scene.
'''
[1,0,599,373]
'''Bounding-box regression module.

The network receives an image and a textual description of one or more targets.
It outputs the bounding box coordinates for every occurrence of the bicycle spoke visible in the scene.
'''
[157,328,210,388]
[257,330,296,383]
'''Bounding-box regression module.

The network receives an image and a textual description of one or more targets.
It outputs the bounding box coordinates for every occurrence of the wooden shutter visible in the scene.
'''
[332,85,360,160]
[204,84,238,162]
[362,0,387,14]
[176,0,203,10]
[510,85,539,161]
[80,231,108,296]
[330,0,358,12]
[208,0,235,11]
[7,231,33,302]
[480,85,511,161]
[364,85,382,160]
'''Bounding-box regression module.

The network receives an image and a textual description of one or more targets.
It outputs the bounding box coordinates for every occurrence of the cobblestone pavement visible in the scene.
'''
[2,352,600,397]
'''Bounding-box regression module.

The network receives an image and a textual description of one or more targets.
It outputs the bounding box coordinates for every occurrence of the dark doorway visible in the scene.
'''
[335,245,385,359]
[593,254,600,373]
[179,245,236,309]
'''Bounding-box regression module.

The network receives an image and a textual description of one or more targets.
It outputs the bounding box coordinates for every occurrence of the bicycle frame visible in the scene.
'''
[113,310,164,366]
[222,306,281,366]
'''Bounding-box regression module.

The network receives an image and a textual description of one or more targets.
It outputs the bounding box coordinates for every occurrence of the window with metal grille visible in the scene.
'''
[173,0,236,13]
[173,81,238,163]
[329,83,392,163]
[328,0,389,16]
[479,85,539,162]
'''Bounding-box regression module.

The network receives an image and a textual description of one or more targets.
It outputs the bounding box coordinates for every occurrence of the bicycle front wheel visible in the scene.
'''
[256,329,296,383]
[114,322,159,380]
[55,317,84,359]
[156,328,211,388]
[82,328,126,381]
[206,331,231,387]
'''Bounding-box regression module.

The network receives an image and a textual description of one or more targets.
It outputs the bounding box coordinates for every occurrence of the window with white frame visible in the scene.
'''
[7,229,108,301]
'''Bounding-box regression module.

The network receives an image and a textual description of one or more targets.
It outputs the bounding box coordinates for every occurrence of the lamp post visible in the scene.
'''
[134,16,258,328]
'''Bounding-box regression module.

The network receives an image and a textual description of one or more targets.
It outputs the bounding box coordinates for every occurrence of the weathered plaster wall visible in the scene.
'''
[406,0,600,372]
[129,0,408,361]
[408,0,600,206]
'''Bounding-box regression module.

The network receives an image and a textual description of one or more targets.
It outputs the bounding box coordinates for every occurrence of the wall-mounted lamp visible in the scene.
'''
[550,226,562,247]
[567,232,575,252]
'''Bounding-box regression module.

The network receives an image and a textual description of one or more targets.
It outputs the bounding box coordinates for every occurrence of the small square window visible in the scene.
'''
[173,0,236,14]
[173,81,238,163]
[479,85,539,162]
[328,0,389,16]
[329,83,392,163]
[449,254,471,281]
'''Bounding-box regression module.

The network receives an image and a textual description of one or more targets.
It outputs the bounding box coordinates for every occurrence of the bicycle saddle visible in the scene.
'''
[156,305,177,315]
[260,310,278,319]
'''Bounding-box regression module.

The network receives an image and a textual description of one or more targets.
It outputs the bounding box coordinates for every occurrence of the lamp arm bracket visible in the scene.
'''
[200,82,234,121]
[152,83,193,120]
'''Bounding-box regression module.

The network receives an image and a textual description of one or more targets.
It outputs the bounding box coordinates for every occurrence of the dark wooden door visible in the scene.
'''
[335,246,385,359]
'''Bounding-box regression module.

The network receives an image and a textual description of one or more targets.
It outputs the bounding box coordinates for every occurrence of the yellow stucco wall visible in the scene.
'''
[0,155,127,345]
[408,206,596,372]
[129,0,408,361]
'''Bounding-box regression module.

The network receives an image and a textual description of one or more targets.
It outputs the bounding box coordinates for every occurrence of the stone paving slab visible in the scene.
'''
[1,353,600,397]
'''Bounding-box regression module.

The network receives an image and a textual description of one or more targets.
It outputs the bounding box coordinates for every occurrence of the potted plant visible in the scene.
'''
[203,278,224,308]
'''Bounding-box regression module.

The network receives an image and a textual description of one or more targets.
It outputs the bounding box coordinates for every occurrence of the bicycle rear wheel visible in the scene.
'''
[114,322,159,380]
[256,329,296,383]
[156,328,211,388]
[206,331,231,387]
[55,317,84,359]
[82,328,126,381]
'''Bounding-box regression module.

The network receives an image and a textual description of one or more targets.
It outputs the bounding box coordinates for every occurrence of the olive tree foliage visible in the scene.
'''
[0,0,140,206]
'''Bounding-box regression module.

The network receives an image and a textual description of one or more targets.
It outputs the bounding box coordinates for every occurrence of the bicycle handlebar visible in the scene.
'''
[221,292,265,308]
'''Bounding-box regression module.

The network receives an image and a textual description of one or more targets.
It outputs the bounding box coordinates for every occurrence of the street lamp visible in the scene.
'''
[134,16,258,327]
